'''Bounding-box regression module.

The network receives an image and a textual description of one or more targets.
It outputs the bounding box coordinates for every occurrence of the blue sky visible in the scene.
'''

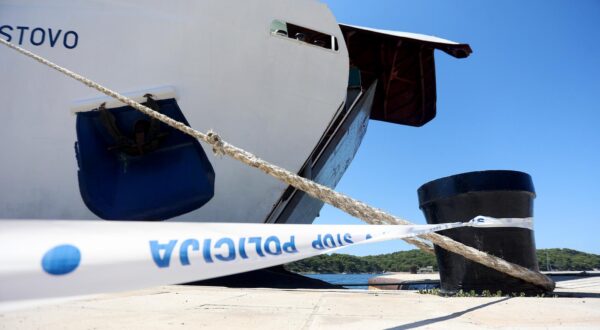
[314,0,600,255]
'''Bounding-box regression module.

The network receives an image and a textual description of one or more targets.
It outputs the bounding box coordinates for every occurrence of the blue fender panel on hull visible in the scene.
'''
[75,99,215,220]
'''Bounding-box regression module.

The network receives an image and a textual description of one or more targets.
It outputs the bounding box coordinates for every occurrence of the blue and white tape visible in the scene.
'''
[0,216,532,307]
[469,216,533,230]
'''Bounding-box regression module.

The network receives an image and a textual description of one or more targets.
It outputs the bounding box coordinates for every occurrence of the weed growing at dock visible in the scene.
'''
[418,289,556,298]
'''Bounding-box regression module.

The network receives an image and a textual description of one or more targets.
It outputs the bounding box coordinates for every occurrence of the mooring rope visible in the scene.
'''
[0,38,555,291]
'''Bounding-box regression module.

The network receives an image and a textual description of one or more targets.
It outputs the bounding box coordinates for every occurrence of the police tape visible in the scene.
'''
[0,216,532,304]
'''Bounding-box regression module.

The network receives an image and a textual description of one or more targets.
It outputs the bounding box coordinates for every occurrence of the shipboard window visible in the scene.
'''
[270,20,339,51]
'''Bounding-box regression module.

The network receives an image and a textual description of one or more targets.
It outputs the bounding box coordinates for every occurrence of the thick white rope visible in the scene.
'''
[0,38,555,291]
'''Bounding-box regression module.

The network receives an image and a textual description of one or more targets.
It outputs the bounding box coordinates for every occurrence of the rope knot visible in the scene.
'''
[207,130,225,156]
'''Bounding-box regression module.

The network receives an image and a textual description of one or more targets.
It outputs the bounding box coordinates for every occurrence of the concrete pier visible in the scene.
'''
[1,285,599,329]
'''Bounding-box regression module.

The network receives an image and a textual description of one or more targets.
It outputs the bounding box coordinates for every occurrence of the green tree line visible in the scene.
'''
[536,248,600,271]
[284,249,600,274]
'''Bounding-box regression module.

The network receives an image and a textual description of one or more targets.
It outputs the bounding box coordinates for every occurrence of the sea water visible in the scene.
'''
[305,273,376,290]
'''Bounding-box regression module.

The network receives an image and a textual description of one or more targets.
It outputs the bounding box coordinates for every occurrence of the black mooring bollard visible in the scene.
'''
[418,170,545,295]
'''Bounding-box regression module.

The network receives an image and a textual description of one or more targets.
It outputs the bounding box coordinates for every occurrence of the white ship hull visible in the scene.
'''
[0,0,471,223]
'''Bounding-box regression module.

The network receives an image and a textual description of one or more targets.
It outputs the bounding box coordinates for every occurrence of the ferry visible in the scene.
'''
[0,0,471,224]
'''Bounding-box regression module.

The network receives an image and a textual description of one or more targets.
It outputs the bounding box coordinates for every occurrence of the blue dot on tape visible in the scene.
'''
[41,244,81,275]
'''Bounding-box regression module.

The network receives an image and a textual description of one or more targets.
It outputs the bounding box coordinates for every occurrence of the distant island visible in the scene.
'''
[284,249,600,274]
